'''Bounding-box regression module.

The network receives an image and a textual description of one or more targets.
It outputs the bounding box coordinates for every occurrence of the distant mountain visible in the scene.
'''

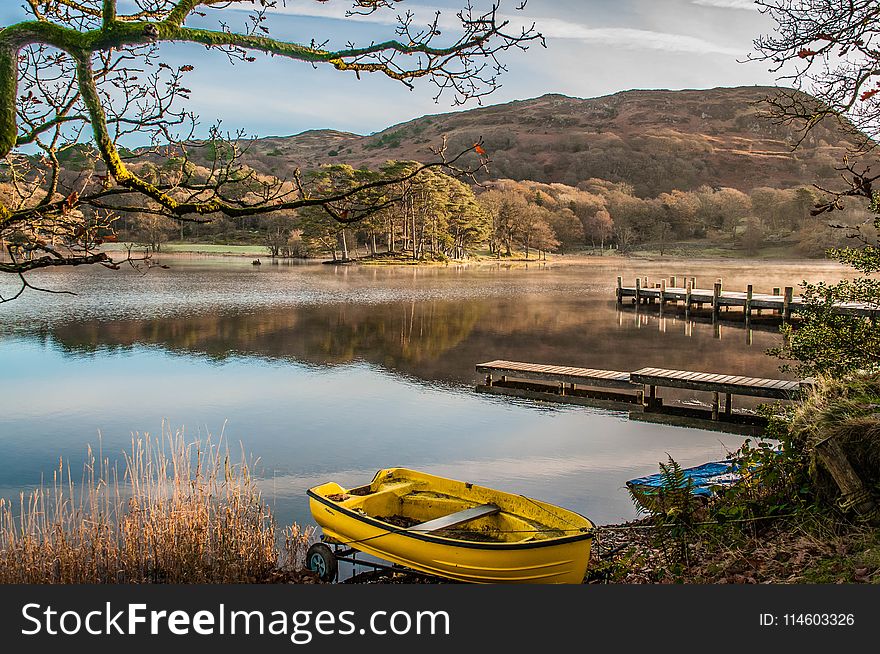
[228,86,866,196]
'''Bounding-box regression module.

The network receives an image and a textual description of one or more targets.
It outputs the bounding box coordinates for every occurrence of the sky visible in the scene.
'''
[1,0,780,139]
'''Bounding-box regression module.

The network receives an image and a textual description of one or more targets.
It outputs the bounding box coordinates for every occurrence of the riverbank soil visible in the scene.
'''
[588,518,880,584]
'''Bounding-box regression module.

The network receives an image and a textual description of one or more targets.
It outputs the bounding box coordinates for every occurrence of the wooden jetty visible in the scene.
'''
[475,360,643,412]
[615,276,878,321]
[631,367,806,420]
[476,359,814,436]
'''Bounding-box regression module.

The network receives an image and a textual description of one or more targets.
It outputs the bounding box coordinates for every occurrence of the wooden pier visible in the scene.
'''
[615,276,878,321]
[476,359,814,436]
[631,367,805,421]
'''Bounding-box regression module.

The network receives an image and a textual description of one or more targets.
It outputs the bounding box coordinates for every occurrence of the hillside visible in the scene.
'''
[229,86,863,197]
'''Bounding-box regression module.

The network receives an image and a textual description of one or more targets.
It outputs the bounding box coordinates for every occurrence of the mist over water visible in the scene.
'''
[0,257,851,526]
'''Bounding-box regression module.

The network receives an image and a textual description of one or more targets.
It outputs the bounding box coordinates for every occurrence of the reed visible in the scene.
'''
[0,428,313,583]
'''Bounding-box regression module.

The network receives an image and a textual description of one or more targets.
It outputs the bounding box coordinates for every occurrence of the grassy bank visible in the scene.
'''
[623,237,805,260]
[0,430,313,583]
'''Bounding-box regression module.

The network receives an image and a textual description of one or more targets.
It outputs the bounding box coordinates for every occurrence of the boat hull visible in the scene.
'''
[307,468,593,584]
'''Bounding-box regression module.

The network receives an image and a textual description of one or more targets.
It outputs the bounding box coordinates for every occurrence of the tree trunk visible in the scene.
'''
[815,437,880,524]
[412,206,418,260]
[401,207,408,251]
[340,229,349,260]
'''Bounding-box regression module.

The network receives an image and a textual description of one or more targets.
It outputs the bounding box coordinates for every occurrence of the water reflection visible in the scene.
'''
[23,292,796,384]
[0,258,853,527]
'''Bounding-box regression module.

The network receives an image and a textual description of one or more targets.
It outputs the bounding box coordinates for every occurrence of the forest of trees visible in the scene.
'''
[296,163,489,262]
[111,166,870,261]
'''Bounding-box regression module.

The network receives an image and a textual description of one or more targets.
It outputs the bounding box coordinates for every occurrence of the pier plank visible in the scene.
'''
[629,367,804,400]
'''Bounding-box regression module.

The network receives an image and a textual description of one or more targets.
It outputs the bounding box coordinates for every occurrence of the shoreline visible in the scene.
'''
[103,243,835,268]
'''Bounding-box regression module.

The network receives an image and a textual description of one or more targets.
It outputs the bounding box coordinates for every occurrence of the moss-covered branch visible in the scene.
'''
[102,0,116,28]
[0,44,18,158]
[75,53,184,211]
[15,114,89,148]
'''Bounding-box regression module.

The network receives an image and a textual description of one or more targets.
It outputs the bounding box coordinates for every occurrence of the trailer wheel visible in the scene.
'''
[306,543,338,582]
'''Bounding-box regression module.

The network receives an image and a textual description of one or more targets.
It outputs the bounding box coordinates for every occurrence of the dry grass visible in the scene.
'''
[0,428,313,583]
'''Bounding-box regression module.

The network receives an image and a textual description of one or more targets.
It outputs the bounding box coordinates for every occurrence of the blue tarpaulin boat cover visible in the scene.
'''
[626,461,740,498]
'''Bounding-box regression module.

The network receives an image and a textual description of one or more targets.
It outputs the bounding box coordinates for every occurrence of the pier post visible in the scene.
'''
[772,287,781,315]
[691,277,696,290]
[616,276,623,304]
[711,392,720,420]
[685,280,692,316]
[712,280,722,317]
[635,277,641,304]
[646,384,660,410]
[670,276,676,288]
[660,279,667,306]
[725,393,732,416]
[783,287,793,322]
[745,284,753,321]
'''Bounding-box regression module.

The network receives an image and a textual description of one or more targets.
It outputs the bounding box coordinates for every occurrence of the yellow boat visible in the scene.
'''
[306,467,593,584]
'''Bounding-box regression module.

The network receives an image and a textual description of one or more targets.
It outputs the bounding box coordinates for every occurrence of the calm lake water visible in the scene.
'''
[0,257,852,527]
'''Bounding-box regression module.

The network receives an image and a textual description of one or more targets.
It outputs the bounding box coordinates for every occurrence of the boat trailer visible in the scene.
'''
[306,538,442,583]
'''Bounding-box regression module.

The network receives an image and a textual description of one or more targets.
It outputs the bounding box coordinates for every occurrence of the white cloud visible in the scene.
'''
[535,18,744,56]
[691,0,759,10]
[238,2,744,57]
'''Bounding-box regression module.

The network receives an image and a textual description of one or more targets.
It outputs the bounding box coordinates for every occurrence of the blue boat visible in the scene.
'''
[626,460,740,499]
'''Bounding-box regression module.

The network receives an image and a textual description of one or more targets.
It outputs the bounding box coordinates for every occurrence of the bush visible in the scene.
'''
[713,424,812,523]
